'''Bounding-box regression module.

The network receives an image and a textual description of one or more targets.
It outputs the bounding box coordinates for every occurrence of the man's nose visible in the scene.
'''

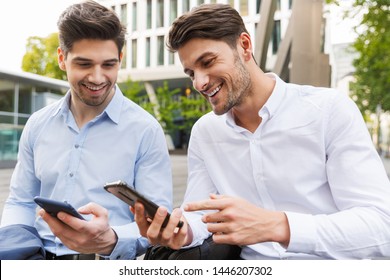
[87,66,105,84]
[193,71,209,92]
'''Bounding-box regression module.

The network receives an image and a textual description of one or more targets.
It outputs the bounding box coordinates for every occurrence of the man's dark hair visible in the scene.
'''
[57,0,126,58]
[167,3,249,52]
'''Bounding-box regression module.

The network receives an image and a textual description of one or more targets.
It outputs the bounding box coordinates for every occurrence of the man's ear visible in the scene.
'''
[57,47,66,71]
[119,51,123,64]
[239,33,253,61]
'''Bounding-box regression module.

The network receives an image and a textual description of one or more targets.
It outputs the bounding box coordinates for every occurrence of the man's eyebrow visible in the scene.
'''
[183,52,216,74]
[103,58,120,63]
[71,57,119,63]
[72,57,92,62]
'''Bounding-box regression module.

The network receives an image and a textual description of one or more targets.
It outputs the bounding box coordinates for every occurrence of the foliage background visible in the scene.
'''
[349,0,390,116]
[22,33,66,80]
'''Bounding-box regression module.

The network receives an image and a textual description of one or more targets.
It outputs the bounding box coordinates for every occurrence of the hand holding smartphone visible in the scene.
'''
[34,196,85,220]
[104,180,183,228]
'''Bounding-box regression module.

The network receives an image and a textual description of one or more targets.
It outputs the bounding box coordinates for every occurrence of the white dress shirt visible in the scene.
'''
[182,73,390,259]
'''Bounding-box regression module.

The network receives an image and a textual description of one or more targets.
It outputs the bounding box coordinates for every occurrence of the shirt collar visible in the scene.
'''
[225,73,287,129]
[52,85,123,124]
[52,91,70,118]
[262,72,287,119]
[104,86,122,124]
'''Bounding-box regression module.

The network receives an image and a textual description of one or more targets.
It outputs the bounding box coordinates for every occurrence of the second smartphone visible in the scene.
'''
[104,180,183,228]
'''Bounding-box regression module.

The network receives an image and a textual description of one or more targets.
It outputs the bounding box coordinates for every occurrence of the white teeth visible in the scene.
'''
[85,84,105,91]
[205,85,221,97]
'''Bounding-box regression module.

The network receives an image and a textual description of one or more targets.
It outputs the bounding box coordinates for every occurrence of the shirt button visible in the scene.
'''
[75,144,80,148]
[69,173,74,177]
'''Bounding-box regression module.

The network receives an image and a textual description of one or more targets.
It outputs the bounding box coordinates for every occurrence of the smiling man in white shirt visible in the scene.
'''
[134,3,390,259]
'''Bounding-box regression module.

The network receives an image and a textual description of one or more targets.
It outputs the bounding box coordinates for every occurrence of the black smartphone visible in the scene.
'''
[104,180,183,228]
[34,196,85,220]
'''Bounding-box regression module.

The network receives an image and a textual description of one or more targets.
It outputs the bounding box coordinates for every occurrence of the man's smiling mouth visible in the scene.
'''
[203,84,222,97]
[83,83,107,91]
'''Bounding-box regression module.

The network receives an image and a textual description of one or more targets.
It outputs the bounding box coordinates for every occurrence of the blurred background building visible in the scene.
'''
[0,69,68,167]
[106,0,296,87]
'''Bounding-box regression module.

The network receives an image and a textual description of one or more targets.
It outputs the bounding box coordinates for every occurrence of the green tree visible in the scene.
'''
[179,92,211,134]
[154,82,181,134]
[349,0,390,115]
[121,79,147,106]
[21,32,66,80]
[121,80,181,134]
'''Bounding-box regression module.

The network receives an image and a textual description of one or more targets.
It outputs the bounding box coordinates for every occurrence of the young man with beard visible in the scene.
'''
[1,1,172,260]
[134,4,390,259]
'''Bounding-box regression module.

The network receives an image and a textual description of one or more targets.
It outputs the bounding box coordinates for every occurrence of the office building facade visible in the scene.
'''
[0,69,68,166]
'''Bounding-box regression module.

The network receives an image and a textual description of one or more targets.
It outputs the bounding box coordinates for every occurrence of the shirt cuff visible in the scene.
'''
[284,211,317,254]
[182,211,211,248]
[100,222,149,260]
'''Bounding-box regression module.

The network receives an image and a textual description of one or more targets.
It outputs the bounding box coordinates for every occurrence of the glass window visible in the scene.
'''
[256,0,262,14]
[169,51,175,65]
[132,39,137,68]
[157,0,164,28]
[182,0,190,13]
[131,3,136,31]
[146,0,152,29]
[121,42,127,69]
[34,86,65,95]
[198,0,204,5]
[170,0,178,24]
[0,126,23,161]
[0,114,13,124]
[272,20,281,54]
[0,80,14,113]
[229,0,234,8]
[18,85,33,114]
[121,4,127,25]
[240,0,248,16]
[146,37,151,67]
[157,36,165,66]
[17,115,29,126]
[276,0,281,11]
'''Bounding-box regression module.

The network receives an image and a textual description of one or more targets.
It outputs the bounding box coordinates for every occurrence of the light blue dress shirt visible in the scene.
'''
[1,86,173,260]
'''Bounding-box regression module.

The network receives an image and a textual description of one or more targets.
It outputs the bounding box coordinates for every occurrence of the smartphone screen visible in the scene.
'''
[104,180,183,228]
[34,196,85,220]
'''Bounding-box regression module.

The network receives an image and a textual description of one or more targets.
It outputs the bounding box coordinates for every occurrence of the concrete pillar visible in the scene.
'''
[254,0,277,70]
[290,0,330,87]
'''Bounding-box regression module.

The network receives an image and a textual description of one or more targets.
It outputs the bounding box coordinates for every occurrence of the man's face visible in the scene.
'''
[58,39,121,109]
[178,38,251,115]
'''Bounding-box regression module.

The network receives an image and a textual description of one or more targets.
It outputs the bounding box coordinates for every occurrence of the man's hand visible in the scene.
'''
[184,194,290,247]
[39,202,117,255]
[133,202,192,250]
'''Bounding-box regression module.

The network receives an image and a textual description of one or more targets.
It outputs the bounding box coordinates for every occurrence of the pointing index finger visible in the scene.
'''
[184,194,225,212]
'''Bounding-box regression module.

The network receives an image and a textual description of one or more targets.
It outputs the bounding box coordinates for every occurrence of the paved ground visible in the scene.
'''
[0,154,188,220]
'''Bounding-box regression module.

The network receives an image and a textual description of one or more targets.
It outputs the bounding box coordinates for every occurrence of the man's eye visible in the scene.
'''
[203,58,215,67]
